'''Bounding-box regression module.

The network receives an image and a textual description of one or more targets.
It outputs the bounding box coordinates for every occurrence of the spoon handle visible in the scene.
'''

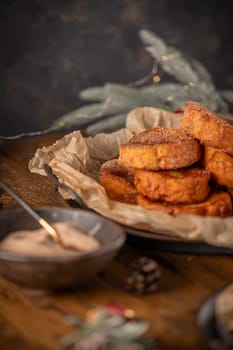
[0,179,59,241]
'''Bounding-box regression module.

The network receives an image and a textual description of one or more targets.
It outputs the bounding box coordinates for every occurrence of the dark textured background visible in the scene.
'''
[0,0,232,136]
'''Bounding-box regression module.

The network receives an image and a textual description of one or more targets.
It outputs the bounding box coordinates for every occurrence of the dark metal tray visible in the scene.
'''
[125,227,233,255]
[197,286,233,350]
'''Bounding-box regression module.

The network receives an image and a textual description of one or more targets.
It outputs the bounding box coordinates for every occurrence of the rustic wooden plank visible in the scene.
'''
[0,278,71,350]
[0,135,63,209]
[25,244,233,350]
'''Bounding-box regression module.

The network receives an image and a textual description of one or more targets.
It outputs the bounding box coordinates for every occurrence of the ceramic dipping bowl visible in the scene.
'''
[0,207,125,289]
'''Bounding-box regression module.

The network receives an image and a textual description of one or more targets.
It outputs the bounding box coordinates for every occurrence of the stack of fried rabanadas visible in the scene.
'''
[99,101,233,217]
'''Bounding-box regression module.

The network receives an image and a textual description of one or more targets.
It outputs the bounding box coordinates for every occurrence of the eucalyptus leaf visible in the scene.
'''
[220,90,233,106]
[204,91,229,114]
[48,28,232,135]
[142,83,184,95]
[1,28,232,139]
[142,83,210,110]
[142,82,190,106]
[59,331,82,348]
[139,30,228,113]
[112,342,145,350]
[80,83,161,109]
[139,29,167,57]
[109,320,149,342]
[86,114,127,135]
[187,55,215,88]
[63,315,84,326]
[161,52,200,85]
[80,86,109,101]
[92,83,156,108]
[52,112,101,131]
[140,30,212,86]
[52,102,128,130]
[53,83,168,131]
[79,83,145,104]
[59,102,122,119]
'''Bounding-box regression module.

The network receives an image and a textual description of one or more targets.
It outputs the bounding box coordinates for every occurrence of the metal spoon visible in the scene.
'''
[0,179,81,250]
[43,164,88,209]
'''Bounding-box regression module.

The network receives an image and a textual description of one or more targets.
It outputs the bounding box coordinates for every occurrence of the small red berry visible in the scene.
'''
[105,303,126,315]
[173,109,184,114]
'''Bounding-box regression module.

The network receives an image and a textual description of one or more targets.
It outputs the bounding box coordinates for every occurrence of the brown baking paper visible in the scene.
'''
[29,107,233,248]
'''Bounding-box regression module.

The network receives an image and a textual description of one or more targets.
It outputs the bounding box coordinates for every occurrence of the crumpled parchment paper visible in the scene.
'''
[29,107,233,248]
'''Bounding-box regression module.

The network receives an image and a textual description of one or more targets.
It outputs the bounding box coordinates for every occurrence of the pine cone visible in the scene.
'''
[125,256,162,295]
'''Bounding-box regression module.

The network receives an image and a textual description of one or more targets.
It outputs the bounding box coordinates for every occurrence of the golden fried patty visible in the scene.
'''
[180,101,233,156]
[118,127,201,170]
[137,192,232,217]
[228,188,233,200]
[203,146,233,188]
[134,167,211,204]
[99,159,137,204]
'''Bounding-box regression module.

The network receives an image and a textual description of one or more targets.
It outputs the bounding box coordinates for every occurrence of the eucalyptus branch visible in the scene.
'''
[20,29,233,138]
[128,59,159,87]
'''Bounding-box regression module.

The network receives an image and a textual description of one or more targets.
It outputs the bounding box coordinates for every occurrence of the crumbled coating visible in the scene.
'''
[134,167,211,204]
[99,159,137,204]
[137,192,232,217]
[119,127,201,170]
[181,101,233,156]
[203,146,233,188]
[99,102,233,218]
[125,127,197,146]
[100,159,135,184]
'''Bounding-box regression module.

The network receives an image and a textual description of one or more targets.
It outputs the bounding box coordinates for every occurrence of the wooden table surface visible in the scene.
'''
[0,134,233,350]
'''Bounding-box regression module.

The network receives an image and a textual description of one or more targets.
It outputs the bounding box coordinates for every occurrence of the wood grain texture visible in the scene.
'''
[0,135,233,350]
[0,134,64,209]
